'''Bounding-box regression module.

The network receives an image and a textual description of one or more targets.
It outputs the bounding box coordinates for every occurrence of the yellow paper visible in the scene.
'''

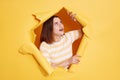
[0,0,120,80]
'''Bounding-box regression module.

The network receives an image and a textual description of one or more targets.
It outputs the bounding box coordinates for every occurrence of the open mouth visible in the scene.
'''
[59,29,64,31]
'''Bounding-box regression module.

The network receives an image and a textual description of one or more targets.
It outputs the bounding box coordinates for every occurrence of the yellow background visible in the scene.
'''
[0,0,120,80]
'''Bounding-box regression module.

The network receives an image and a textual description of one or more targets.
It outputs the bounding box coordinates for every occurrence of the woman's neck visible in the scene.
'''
[53,35,62,42]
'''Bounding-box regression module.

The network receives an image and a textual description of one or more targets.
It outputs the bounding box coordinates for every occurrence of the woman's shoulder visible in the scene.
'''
[40,41,50,49]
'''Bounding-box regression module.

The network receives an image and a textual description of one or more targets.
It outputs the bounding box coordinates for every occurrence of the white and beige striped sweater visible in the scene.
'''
[39,30,80,65]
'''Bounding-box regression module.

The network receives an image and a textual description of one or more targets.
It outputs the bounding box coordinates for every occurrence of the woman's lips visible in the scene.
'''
[59,29,64,31]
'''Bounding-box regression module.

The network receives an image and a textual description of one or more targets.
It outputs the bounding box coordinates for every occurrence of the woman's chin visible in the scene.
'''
[61,32,64,36]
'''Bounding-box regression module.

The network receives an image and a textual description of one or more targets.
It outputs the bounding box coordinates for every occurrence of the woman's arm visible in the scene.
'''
[68,12,83,40]
[51,54,80,68]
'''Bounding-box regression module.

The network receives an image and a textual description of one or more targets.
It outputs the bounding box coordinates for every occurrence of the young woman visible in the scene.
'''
[39,13,83,69]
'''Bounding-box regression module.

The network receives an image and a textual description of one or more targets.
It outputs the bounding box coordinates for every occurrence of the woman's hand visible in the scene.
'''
[70,54,80,64]
[67,11,77,21]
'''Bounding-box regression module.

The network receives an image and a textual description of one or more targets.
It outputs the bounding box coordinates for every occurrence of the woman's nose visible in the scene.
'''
[59,23,63,28]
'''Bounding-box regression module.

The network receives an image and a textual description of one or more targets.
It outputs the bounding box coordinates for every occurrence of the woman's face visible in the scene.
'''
[53,17,64,36]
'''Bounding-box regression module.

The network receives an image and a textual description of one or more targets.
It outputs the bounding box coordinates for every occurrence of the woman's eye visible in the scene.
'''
[55,22,58,25]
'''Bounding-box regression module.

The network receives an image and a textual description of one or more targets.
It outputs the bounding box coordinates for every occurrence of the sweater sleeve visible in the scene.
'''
[66,30,81,43]
[39,42,51,64]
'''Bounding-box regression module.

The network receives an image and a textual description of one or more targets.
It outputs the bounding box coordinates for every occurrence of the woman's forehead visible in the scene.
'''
[53,17,61,22]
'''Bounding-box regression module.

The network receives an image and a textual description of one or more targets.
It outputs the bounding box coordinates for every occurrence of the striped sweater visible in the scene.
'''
[39,30,80,65]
